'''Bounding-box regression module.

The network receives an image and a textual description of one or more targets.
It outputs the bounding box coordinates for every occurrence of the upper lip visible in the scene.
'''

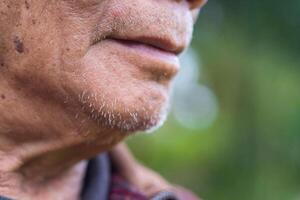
[91,1,192,56]
[106,35,186,55]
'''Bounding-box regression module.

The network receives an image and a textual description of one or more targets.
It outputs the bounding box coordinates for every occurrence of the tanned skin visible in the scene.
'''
[0,0,207,199]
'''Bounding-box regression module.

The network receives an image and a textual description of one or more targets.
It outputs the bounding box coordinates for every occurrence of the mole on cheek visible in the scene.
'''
[1,94,5,100]
[13,36,24,53]
[0,58,6,69]
[25,0,30,9]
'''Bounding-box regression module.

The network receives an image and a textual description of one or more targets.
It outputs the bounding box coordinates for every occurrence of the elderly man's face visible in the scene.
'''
[0,0,206,144]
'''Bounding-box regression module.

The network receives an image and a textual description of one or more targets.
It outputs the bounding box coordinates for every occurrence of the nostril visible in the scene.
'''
[187,0,208,9]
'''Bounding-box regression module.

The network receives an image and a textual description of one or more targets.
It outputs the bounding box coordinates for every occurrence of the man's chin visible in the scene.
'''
[78,91,170,133]
[93,105,169,133]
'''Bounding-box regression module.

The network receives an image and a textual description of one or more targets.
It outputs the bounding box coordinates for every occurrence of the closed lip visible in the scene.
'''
[109,38,180,81]
[91,33,185,81]
[107,35,185,55]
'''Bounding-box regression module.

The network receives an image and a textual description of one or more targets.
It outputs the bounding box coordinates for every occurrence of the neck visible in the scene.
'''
[0,130,120,200]
[0,140,89,200]
[0,165,88,200]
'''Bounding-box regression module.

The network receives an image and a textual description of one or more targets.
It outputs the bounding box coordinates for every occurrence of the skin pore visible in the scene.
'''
[0,0,206,199]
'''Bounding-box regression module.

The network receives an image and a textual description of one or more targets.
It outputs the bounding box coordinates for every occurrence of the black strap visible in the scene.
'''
[151,191,178,200]
[80,154,111,200]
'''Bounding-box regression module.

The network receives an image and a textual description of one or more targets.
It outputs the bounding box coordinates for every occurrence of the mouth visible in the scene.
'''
[86,0,196,85]
[91,34,184,82]
[110,37,181,81]
[108,35,185,55]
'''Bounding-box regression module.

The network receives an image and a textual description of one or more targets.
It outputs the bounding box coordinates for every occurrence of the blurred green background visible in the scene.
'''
[128,1,300,200]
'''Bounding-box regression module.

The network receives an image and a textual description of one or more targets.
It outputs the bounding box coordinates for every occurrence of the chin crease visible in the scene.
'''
[78,91,170,133]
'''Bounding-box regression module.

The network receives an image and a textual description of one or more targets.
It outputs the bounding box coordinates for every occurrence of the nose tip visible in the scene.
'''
[187,0,208,9]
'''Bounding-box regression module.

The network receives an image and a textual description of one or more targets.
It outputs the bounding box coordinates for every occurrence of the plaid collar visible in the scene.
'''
[81,154,178,200]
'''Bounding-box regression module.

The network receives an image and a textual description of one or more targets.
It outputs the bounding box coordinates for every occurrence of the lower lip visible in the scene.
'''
[115,39,179,63]
[106,39,180,79]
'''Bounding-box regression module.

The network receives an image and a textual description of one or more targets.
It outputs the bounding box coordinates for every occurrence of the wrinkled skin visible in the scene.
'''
[0,0,206,199]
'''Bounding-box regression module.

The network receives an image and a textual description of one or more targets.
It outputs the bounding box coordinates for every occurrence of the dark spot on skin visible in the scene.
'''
[32,19,36,25]
[13,36,24,53]
[1,94,5,100]
[0,58,6,69]
[25,0,30,9]
[66,48,70,51]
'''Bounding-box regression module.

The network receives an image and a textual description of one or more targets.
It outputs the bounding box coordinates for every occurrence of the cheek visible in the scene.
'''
[8,1,101,92]
[54,2,106,72]
[3,4,81,107]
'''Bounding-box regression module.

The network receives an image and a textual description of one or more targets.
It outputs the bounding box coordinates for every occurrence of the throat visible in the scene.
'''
[0,161,88,200]
[0,139,92,200]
